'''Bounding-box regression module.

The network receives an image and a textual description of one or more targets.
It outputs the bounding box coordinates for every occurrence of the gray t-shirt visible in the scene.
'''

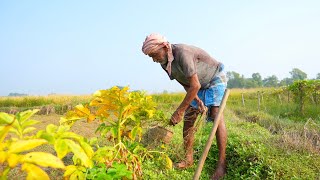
[161,44,221,89]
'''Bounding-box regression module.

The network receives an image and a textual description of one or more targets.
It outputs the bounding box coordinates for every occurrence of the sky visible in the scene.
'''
[0,1,319,96]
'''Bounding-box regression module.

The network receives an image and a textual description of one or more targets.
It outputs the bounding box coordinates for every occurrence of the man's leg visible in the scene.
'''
[210,106,227,180]
[176,106,200,168]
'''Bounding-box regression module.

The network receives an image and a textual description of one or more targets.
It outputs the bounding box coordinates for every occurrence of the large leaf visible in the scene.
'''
[8,139,48,153]
[22,163,50,180]
[0,124,12,144]
[57,125,70,135]
[59,131,82,141]
[121,105,137,120]
[64,139,92,168]
[79,141,94,159]
[87,114,96,123]
[17,109,39,124]
[59,117,80,126]
[21,119,39,129]
[36,131,55,144]
[74,104,91,117]
[7,153,20,168]
[46,124,58,134]
[94,106,110,118]
[63,165,77,177]
[54,139,69,159]
[0,112,14,125]
[70,170,85,180]
[22,127,37,135]
[22,152,65,168]
[129,126,142,141]
[0,151,7,163]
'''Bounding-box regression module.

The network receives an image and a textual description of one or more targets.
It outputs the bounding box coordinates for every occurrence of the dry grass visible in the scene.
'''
[0,95,92,108]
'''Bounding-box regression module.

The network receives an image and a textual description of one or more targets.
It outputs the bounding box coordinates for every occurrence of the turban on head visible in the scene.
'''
[142,33,174,75]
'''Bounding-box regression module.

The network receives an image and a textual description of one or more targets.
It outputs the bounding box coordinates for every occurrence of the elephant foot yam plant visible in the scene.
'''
[60,86,173,179]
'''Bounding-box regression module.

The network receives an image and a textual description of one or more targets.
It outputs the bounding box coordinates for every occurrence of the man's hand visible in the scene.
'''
[169,109,184,126]
[196,98,206,113]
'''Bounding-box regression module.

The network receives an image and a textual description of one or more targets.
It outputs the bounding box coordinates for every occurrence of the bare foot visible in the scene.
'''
[174,160,194,169]
[211,164,226,180]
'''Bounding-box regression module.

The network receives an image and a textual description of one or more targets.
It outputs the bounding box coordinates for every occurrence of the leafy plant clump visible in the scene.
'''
[61,86,172,179]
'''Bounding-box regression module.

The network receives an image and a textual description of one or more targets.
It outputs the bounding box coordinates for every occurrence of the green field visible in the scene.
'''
[1,88,319,179]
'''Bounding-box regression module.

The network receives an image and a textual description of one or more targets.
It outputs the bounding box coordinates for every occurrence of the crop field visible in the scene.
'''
[0,86,319,180]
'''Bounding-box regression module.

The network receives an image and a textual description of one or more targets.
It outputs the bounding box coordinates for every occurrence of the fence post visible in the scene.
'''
[241,93,245,106]
[258,91,261,112]
[278,94,282,104]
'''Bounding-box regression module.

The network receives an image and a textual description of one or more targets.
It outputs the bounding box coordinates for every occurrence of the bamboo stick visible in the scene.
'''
[193,89,230,180]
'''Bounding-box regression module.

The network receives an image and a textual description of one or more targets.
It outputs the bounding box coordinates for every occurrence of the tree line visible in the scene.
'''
[227,68,320,88]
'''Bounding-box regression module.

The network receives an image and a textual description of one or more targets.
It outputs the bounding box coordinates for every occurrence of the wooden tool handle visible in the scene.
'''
[193,89,230,180]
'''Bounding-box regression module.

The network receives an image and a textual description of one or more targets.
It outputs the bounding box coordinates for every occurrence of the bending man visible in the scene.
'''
[142,33,228,180]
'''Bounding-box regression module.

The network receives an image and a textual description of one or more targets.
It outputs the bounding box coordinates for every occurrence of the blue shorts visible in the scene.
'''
[190,83,226,108]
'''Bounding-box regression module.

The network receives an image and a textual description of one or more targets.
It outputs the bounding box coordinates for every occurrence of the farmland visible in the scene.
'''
[0,87,319,179]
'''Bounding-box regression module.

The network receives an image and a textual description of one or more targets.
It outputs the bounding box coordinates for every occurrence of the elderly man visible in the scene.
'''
[142,33,228,180]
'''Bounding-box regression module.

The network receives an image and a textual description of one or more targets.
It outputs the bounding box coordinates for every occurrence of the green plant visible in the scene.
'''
[60,86,172,179]
[86,162,132,180]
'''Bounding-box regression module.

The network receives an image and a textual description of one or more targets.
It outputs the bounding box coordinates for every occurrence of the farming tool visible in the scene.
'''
[193,89,230,180]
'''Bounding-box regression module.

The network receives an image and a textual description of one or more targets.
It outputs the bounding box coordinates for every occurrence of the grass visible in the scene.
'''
[228,88,320,122]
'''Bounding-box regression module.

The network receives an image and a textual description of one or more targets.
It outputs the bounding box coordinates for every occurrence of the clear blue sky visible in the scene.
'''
[1,1,319,96]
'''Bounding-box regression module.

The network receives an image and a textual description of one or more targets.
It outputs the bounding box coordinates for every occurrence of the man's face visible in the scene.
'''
[148,47,168,64]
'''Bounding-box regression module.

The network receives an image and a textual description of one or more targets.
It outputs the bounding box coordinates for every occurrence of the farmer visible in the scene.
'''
[141,33,228,180]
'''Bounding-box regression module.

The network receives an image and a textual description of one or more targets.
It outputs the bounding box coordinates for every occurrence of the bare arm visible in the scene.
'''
[177,77,206,111]
[170,74,201,125]
[180,84,203,106]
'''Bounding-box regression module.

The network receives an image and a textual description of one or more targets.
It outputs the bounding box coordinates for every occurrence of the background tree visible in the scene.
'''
[316,73,320,80]
[263,75,279,87]
[290,68,307,81]
[279,77,294,86]
[251,73,263,87]
[227,71,246,88]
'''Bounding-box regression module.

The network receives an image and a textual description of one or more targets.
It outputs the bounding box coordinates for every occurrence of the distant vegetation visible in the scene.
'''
[8,93,28,96]
[227,68,320,88]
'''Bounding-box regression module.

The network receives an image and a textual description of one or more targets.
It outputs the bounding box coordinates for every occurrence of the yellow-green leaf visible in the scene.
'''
[57,125,70,135]
[0,151,7,163]
[54,139,69,159]
[37,131,55,144]
[63,165,77,177]
[111,127,118,139]
[79,141,94,159]
[21,119,39,129]
[8,139,47,153]
[59,117,79,126]
[22,127,37,135]
[70,170,84,180]
[7,153,20,168]
[0,124,12,143]
[64,139,92,168]
[59,131,81,141]
[0,112,14,125]
[22,152,65,168]
[17,109,39,124]
[165,155,173,170]
[22,163,50,180]
[129,126,142,141]
[46,124,58,134]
